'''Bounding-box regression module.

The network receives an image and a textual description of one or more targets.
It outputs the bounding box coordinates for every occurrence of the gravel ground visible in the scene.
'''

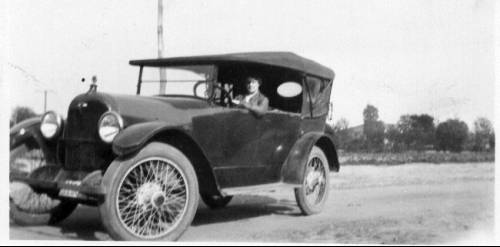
[10,162,495,244]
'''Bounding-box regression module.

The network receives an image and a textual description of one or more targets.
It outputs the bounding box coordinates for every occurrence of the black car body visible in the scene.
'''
[10,52,339,240]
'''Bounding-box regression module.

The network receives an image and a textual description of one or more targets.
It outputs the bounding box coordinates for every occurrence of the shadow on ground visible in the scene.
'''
[192,194,300,226]
[10,194,299,240]
[57,206,107,240]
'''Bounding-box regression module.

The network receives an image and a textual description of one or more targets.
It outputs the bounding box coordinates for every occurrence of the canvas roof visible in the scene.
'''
[130,52,335,80]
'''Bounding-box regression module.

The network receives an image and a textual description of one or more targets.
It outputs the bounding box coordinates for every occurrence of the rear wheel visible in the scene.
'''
[99,142,199,241]
[10,141,77,225]
[294,146,330,215]
[201,195,233,209]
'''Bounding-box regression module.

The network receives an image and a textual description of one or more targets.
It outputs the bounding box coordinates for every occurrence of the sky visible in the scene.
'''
[4,0,495,128]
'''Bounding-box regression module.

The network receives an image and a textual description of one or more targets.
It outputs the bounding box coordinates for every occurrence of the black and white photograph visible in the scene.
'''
[3,0,497,244]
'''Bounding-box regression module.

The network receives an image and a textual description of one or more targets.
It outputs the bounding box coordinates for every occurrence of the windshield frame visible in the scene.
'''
[136,64,219,101]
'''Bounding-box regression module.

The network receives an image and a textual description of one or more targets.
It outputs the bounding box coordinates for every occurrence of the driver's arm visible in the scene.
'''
[241,96,269,117]
[231,94,242,104]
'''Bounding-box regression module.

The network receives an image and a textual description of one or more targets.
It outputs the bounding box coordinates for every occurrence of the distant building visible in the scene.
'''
[347,123,394,138]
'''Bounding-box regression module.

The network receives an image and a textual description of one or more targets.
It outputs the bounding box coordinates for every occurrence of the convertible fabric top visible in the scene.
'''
[129,52,334,80]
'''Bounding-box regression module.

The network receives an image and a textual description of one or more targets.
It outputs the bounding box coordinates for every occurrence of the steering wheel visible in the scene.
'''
[193,81,234,106]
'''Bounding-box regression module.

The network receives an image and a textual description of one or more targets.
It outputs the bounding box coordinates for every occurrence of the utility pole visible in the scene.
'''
[36,89,55,112]
[43,90,47,112]
[158,0,167,94]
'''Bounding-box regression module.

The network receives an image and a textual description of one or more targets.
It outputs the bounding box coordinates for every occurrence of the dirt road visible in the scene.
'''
[10,162,495,244]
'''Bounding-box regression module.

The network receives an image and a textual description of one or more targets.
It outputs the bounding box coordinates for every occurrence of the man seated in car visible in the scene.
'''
[232,76,269,116]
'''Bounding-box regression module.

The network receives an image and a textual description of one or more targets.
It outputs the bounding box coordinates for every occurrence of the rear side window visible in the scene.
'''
[302,76,332,118]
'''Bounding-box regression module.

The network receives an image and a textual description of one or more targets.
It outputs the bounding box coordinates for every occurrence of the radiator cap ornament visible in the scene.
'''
[87,75,98,93]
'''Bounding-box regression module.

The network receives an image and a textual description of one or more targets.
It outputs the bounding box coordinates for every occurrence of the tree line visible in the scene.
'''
[332,104,495,153]
[11,104,495,153]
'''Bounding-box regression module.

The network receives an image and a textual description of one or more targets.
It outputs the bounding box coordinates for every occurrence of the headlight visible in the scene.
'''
[40,111,63,139]
[98,111,123,143]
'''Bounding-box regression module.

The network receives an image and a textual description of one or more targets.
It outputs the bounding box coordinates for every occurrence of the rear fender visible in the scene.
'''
[281,132,339,185]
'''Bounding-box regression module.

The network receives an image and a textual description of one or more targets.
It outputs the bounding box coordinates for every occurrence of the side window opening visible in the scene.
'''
[218,64,303,114]
[263,71,303,114]
[303,76,332,118]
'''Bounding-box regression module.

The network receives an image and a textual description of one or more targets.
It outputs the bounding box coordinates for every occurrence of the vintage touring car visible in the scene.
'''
[9,52,340,240]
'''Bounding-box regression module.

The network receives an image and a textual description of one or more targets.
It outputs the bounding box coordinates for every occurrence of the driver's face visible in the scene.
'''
[246,79,259,94]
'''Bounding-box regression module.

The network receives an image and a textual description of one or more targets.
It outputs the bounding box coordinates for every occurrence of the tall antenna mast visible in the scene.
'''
[158,0,167,94]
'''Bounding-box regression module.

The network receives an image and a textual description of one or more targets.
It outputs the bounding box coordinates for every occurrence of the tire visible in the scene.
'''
[10,142,77,226]
[201,194,233,209]
[99,142,199,241]
[294,145,330,215]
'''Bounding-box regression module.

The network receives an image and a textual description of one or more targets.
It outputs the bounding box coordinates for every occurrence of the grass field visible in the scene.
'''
[332,162,494,190]
[339,151,494,165]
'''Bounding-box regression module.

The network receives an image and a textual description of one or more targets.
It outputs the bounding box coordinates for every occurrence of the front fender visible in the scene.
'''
[112,121,189,156]
[281,131,339,185]
[10,117,41,147]
[10,117,58,164]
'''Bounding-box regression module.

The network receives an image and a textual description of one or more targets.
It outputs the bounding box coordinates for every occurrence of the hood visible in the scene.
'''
[68,92,222,127]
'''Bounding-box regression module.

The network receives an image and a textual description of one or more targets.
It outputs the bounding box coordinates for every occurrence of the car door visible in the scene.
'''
[255,111,302,183]
[212,108,267,188]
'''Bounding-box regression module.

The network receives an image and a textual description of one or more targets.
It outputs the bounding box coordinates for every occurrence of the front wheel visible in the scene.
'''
[99,142,199,241]
[294,146,330,215]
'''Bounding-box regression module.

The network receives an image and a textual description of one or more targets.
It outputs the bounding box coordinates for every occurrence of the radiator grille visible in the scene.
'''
[61,100,114,171]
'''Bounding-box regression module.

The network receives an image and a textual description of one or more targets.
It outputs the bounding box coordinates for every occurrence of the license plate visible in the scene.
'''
[59,189,80,198]
[59,180,82,198]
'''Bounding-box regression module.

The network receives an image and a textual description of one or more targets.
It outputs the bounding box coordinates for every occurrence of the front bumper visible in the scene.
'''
[11,169,106,205]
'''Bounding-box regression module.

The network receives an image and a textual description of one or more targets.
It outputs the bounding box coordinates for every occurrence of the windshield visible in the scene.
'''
[139,65,217,98]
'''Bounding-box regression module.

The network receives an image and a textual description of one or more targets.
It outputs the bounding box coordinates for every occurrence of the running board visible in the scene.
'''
[221,182,300,196]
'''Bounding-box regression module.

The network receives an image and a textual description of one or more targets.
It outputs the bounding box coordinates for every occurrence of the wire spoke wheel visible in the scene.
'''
[303,157,327,206]
[100,142,199,241]
[295,146,330,215]
[117,158,189,239]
